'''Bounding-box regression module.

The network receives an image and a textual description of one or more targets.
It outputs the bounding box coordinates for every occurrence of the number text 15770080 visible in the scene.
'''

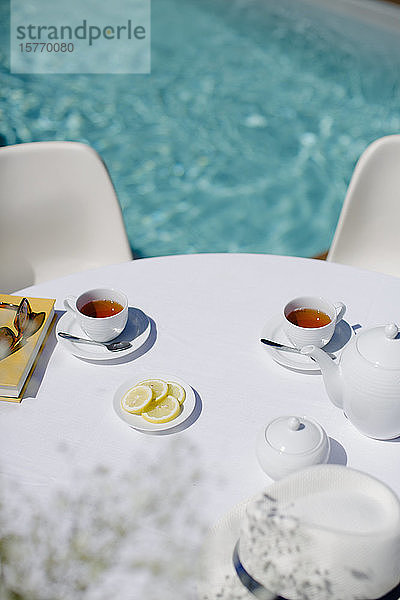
[19,42,74,52]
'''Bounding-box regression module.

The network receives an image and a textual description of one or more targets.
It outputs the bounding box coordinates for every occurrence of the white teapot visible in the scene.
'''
[302,323,400,440]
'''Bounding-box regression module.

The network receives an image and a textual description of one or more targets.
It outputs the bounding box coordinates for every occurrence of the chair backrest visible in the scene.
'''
[327,135,400,277]
[0,141,133,292]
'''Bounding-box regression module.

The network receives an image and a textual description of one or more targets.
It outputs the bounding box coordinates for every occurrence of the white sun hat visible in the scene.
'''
[198,465,400,600]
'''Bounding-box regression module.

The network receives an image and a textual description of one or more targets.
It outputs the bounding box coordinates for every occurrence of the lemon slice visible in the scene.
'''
[167,381,186,405]
[137,379,168,402]
[121,385,153,414]
[142,395,181,424]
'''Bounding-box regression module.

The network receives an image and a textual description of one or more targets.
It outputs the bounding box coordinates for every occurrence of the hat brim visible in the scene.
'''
[197,497,254,600]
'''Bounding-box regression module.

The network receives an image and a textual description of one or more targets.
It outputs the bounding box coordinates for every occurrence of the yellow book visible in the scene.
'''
[0,293,55,401]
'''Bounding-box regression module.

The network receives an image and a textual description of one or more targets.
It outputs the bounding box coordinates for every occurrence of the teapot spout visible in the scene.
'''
[301,345,344,409]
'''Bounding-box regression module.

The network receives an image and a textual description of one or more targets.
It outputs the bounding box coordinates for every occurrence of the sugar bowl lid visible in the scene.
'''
[265,416,326,454]
[256,416,330,480]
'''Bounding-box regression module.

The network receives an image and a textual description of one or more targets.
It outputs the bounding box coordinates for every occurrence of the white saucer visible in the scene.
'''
[113,372,196,433]
[260,314,354,373]
[56,308,151,361]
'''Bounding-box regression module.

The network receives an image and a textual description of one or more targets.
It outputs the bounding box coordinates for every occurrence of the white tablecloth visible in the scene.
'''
[1,253,400,596]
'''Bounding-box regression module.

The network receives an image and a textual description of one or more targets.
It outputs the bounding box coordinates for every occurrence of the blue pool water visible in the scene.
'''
[1,0,400,258]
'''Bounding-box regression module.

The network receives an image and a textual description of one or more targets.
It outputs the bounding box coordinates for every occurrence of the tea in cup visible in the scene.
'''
[64,288,128,342]
[283,295,345,348]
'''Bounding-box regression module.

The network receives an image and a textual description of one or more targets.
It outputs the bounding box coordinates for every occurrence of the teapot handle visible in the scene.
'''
[334,302,346,323]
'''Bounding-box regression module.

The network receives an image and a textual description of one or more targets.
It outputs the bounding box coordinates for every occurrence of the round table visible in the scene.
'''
[1,253,400,596]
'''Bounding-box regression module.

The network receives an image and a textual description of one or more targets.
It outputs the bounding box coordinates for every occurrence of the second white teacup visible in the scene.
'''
[283,295,346,349]
[64,288,128,342]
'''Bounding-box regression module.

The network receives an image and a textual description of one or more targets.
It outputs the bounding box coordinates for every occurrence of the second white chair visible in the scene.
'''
[327,135,400,278]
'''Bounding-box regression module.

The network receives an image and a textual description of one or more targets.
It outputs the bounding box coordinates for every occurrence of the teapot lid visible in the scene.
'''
[357,323,400,369]
[265,416,325,454]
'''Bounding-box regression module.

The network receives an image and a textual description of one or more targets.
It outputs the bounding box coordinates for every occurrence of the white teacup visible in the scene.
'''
[283,295,346,349]
[64,288,128,342]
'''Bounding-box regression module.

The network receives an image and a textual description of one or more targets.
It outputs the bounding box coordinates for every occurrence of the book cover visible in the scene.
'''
[0,293,56,401]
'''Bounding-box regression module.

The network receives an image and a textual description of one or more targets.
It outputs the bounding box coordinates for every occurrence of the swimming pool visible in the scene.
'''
[1,0,400,259]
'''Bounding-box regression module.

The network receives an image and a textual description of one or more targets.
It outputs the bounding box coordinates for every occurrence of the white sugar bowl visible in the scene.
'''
[256,415,330,480]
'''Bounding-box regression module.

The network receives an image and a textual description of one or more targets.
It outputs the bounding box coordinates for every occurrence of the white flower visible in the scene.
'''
[0,439,207,600]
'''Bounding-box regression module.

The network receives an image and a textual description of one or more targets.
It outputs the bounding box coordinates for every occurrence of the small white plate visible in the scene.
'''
[113,373,196,432]
[260,314,354,373]
[56,308,151,361]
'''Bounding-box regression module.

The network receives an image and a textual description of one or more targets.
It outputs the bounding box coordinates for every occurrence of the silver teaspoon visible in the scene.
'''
[260,338,336,359]
[260,338,302,354]
[58,332,131,352]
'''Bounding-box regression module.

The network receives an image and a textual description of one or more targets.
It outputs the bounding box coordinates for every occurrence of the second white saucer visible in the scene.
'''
[260,314,354,373]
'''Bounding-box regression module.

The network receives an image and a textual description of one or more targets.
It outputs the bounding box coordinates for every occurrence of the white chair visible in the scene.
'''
[0,141,133,292]
[327,135,400,278]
